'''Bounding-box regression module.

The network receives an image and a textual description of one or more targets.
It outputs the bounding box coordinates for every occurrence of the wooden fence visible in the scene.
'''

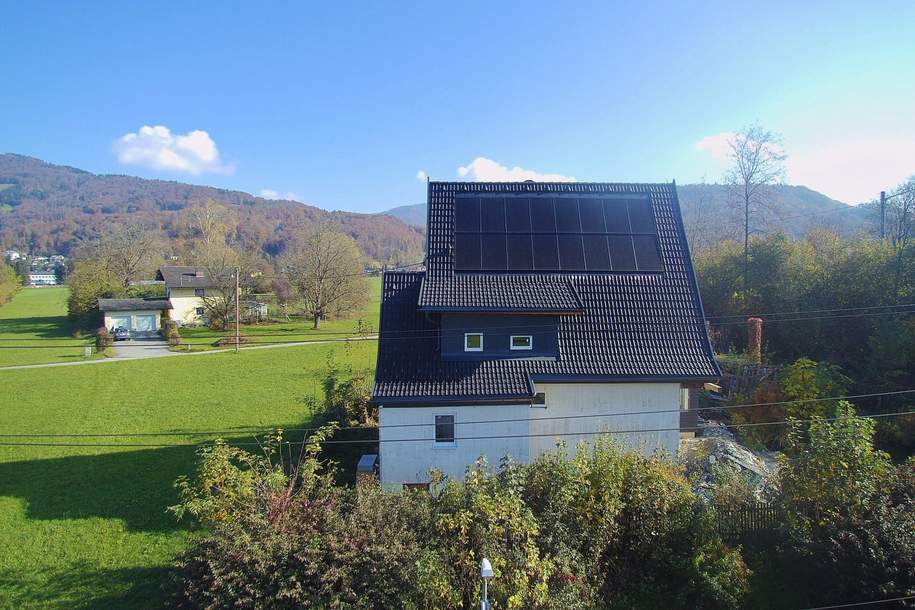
[714,502,781,538]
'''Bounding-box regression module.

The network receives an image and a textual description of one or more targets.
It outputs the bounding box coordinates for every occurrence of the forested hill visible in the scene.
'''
[384,183,878,246]
[0,154,425,264]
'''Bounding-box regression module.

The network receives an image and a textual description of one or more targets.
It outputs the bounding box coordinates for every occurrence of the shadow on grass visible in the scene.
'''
[0,445,198,533]
[0,315,80,339]
[0,564,172,610]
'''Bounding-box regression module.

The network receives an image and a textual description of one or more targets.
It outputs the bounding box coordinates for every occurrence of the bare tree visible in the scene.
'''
[725,124,787,288]
[77,225,162,288]
[282,227,368,329]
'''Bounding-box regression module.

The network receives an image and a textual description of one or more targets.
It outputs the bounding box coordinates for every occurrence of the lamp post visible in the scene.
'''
[480,557,493,610]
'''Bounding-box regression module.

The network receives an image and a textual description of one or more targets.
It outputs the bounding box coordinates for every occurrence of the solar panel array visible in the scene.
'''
[453,195,664,273]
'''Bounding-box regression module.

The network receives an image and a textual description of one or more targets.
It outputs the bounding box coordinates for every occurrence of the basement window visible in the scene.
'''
[464,333,483,352]
[434,415,455,446]
[510,335,533,350]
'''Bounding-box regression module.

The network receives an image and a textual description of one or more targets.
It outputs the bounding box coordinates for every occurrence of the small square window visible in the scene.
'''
[194,288,205,297]
[510,335,533,350]
[435,415,455,444]
[464,333,483,352]
[195,307,205,316]
[531,392,546,406]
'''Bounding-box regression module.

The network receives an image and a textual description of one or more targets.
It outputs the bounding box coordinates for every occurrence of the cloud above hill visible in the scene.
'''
[457,157,576,182]
[114,125,234,175]
[259,189,301,202]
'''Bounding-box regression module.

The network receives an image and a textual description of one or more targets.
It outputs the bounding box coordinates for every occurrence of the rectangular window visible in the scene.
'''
[194,288,205,297]
[195,307,205,316]
[464,333,483,351]
[435,415,455,445]
[510,335,533,350]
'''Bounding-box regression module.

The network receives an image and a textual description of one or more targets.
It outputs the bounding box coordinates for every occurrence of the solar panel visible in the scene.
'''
[454,194,661,274]
[632,235,662,271]
[481,197,506,232]
[481,234,508,270]
[506,198,531,232]
[532,234,559,270]
[558,235,585,270]
[455,197,480,232]
[530,198,556,232]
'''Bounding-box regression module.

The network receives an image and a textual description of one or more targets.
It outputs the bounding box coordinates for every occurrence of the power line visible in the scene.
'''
[0,409,913,449]
[800,594,915,610]
[1,390,913,440]
[705,302,915,320]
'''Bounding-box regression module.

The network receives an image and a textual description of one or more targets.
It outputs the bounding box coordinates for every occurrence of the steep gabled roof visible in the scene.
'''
[372,181,719,404]
[156,266,217,289]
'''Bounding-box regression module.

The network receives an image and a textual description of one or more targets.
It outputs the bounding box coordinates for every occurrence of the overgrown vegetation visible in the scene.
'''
[0,262,19,306]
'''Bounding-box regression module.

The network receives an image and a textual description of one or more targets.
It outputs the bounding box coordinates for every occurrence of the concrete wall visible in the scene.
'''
[379,382,682,486]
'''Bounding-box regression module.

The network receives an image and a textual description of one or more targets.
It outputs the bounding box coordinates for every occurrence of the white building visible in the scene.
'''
[3,249,21,262]
[371,181,719,487]
[28,271,57,286]
[156,266,222,325]
[98,298,171,337]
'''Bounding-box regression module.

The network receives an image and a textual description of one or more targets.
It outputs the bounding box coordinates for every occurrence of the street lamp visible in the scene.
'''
[480,557,494,610]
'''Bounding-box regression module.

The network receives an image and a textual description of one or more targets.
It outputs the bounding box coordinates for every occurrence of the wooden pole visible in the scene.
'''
[235,266,240,353]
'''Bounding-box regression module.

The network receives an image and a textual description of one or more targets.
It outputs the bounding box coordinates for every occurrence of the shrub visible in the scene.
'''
[163,320,182,346]
[215,334,250,347]
[95,327,113,351]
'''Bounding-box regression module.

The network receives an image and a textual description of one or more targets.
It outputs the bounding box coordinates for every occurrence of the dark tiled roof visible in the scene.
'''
[98,298,172,311]
[372,181,720,403]
[418,275,583,313]
[156,266,218,289]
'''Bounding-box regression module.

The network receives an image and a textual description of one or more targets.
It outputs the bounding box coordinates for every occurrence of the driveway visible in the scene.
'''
[111,338,172,359]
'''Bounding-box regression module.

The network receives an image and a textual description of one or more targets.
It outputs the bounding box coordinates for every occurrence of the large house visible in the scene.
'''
[156,266,218,325]
[371,181,719,486]
[28,271,58,286]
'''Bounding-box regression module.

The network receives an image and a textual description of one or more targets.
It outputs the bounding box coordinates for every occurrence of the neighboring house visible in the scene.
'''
[98,298,172,337]
[156,266,218,325]
[371,181,720,487]
[28,271,58,286]
[3,249,21,262]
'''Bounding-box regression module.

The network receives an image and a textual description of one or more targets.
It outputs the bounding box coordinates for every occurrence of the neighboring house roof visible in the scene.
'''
[156,266,219,289]
[98,298,172,312]
[372,181,720,405]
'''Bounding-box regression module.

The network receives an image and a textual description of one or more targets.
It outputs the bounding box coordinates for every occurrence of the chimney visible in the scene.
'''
[195,269,204,278]
[747,317,763,364]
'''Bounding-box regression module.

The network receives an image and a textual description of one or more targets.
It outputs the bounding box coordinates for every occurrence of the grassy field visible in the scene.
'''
[175,277,382,351]
[0,287,379,608]
[0,287,97,366]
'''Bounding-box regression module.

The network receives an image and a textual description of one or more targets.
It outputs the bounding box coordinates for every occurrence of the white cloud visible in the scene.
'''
[114,125,234,175]
[788,139,915,204]
[695,132,735,161]
[415,170,427,181]
[456,157,576,182]
[259,189,301,202]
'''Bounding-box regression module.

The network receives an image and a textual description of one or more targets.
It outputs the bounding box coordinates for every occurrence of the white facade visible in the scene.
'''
[167,287,207,325]
[378,382,683,486]
[28,272,57,286]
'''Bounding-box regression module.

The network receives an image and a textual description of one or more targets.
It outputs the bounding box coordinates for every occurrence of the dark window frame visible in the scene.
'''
[434,414,456,445]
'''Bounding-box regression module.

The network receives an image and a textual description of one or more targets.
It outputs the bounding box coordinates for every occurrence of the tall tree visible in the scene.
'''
[282,227,367,329]
[725,124,787,288]
[76,225,162,288]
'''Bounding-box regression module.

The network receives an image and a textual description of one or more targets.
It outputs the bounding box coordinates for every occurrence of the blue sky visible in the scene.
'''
[2,1,914,211]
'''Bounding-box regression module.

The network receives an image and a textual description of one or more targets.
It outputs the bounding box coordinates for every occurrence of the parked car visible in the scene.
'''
[113,327,130,341]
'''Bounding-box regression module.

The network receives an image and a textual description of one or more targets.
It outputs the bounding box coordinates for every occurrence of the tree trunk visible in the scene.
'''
[313,314,321,329]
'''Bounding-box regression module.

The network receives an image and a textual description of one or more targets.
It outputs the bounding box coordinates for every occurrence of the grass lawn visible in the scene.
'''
[177,277,382,351]
[0,287,97,367]
[0,289,379,607]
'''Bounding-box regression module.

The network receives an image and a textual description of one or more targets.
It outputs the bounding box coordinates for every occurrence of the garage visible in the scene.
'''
[97,298,173,338]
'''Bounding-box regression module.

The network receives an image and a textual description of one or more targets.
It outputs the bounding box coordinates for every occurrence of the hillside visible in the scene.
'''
[383,183,877,245]
[0,154,424,264]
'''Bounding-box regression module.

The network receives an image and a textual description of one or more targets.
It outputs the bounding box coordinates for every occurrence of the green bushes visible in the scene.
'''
[95,327,113,351]
[163,319,182,346]
[169,436,749,609]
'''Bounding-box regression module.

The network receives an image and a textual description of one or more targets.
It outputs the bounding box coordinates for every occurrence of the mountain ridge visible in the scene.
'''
[0,154,425,264]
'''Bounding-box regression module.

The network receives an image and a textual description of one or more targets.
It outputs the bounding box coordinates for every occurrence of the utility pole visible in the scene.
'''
[880,190,886,240]
[234,265,240,353]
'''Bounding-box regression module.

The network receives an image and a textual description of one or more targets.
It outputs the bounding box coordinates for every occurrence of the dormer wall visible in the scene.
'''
[440,313,559,361]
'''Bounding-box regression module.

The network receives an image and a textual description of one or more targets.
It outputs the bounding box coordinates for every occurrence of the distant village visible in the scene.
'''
[3,248,68,286]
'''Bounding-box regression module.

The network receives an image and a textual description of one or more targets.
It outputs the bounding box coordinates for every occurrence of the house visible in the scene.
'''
[371,181,720,486]
[156,266,219,325]
[28,271,58,286]
[3,249,21,262]
[98,298,172,337]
